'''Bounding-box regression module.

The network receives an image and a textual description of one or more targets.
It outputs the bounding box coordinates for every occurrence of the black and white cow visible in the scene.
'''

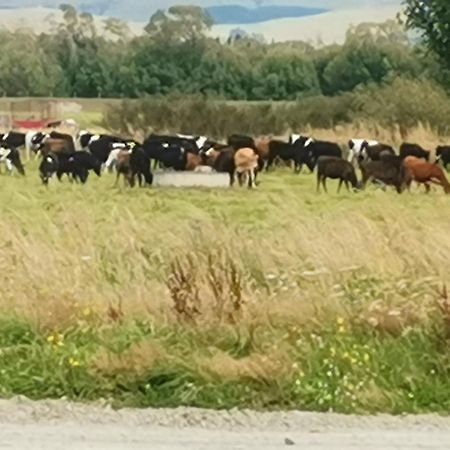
[0,146,25,176]
[294,137,342,172]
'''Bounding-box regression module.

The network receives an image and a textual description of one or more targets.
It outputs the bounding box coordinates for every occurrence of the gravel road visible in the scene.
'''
[0,398,449,449]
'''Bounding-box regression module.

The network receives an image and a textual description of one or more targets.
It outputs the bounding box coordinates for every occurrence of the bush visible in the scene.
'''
[103,79,450,139]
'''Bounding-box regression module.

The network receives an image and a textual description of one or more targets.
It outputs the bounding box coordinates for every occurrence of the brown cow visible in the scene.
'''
[234,148,259,189]
[41,138,74,156]
[185,152,202,171]
[403,156,450,194]
[115,149,133,187]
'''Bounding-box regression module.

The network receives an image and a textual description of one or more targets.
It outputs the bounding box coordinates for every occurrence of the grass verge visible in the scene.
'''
[0,167,450,413]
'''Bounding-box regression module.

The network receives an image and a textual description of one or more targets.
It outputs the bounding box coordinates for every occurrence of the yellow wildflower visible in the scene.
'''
[337,317,345,326]
[68,357,81,368]
[338,326,346,334]
[47,335,55,343]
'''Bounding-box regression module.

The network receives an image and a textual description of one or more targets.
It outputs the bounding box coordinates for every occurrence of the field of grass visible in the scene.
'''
[1,163,450,414]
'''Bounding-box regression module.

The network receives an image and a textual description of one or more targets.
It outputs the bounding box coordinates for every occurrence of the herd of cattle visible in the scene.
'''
[0,127,450,193]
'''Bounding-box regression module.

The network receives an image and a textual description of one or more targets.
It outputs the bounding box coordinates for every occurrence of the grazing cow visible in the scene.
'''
[115,146,153,187]
[436,146,450,170]
[359,155,407,194]
[56,152,102,183]
[204,147,237,186]
[0,146,25,176]
[360,142,396,161]
[403,156,450,194]
[88,136,132,164]
[317,156,359,193]
[348,139,378,164]
[295,137,342,172]
[147,134,199,153]
[400,143,430,161]
[144,136,203,172]
[266,140,302,172]
[234,148,259,189]
[39,153,59,185]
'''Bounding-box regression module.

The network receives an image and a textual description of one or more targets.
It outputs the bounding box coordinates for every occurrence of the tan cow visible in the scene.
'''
[234,147,259,189]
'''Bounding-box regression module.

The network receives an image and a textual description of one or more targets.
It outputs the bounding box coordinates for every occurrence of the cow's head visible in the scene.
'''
[31,132,48,151]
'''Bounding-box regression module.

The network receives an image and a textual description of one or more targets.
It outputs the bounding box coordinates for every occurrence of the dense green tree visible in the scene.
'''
[0,4,442,100]
[403,0,450,67]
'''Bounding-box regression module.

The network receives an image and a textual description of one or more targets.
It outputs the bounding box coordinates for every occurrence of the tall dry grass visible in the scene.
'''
[1,148,450,412]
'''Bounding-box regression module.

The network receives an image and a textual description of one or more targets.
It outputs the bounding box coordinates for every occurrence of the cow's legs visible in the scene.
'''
[322,177,328,193]
[337,179,343,193]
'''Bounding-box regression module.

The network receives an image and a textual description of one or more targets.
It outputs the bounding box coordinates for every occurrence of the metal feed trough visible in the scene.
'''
[153,171,230,188]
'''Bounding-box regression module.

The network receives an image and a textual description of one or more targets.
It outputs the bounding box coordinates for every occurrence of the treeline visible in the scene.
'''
[0,4,444,100]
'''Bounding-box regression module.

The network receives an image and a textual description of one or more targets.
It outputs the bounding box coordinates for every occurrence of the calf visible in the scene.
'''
[317,156,359,193]
[436,146,450,170]
[403,156,450,194]
[234,148,259,189]
[400,143,430,161]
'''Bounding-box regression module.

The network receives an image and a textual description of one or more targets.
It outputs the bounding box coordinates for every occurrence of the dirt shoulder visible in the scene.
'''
[0,398,449,450]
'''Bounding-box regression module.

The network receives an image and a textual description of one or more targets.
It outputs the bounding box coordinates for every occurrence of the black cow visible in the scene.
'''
[143,136,196,171]
[359,155,407,194]
[213,147,237,186]
[227,134,255,151]
[115,146,153,187]
[56,152,102,183]
[266,140,302,172]
[399,143,430,161]
[39,153,59,185]
[295,137,342,172]
[317,156,358,193]
[436,146,450,170]
[130,146,153,187]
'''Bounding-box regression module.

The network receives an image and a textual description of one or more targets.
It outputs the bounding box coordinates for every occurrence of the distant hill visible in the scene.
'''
[206,5,328,25]
[0,2,402,45]
[0,1,402,23]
